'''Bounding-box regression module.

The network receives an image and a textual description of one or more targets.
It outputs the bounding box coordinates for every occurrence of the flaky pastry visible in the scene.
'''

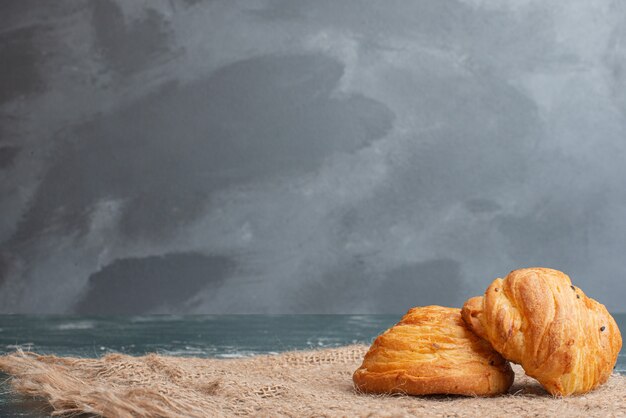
[462,267,622,396]
[353,305,514,396]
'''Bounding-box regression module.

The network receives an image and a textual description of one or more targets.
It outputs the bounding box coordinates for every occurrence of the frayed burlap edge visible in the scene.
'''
[1,345,625,417]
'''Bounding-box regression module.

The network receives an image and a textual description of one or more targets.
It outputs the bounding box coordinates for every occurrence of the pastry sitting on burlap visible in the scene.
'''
[354,267,621,397]
[353,305,515,396]
[462,267,622,396]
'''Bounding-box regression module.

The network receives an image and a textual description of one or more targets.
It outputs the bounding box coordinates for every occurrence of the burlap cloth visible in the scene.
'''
[0,345,624,417]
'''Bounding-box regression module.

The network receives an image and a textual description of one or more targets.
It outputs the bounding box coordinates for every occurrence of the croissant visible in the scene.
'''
[353,305,514,396]
[462,267,622,396]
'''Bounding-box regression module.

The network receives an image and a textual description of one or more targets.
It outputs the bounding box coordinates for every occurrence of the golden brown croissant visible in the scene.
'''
[353,305,514,396]
[462,267,622,396]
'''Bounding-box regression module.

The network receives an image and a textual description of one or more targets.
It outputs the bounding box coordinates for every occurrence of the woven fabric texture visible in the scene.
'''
[0,345,625,417]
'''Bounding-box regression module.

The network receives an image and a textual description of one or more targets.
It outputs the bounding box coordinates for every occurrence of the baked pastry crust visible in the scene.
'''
[462,267,622,396]
[353,305,514,396]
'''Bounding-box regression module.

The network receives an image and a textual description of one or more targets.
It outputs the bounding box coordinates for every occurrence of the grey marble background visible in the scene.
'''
[1,0,625,314]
